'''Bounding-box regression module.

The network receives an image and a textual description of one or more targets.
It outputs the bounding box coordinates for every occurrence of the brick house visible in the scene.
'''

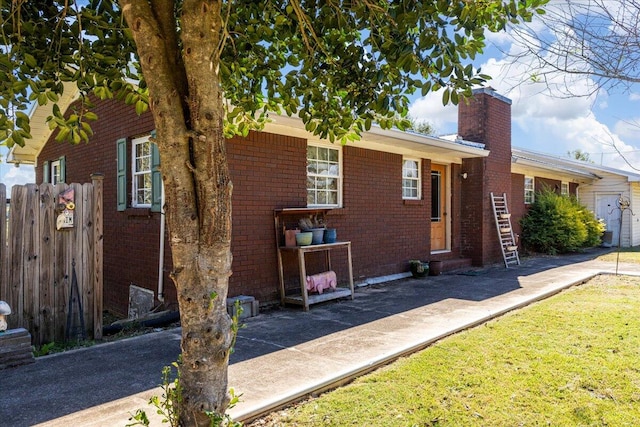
[8,88,611,316]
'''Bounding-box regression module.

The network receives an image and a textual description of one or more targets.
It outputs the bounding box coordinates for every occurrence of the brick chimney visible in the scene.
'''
[458,88,512,266]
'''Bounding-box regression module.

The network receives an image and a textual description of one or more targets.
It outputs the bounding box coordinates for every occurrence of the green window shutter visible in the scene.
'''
[43,160,50,184]
[117,138,127,211]
[59,156,66,183]
[150,136,162,212]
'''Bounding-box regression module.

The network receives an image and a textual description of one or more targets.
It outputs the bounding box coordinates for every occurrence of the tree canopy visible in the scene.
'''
[1,0,546,148]
[504,0,640,97]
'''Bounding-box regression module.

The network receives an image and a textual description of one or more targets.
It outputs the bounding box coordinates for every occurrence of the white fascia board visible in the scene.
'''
[264,114,489,163]
[513,146,640,182]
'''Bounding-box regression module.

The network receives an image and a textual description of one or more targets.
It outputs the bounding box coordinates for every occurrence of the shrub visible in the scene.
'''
[520,190,605,255]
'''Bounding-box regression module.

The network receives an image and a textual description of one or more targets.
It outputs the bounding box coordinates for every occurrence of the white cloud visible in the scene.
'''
[408,91,457,136]
[408,9,640,173]
[0,164,34,193]
[613,118,640,143]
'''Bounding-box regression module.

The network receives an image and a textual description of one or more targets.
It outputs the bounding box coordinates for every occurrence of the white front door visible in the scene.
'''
[596,194,622,246]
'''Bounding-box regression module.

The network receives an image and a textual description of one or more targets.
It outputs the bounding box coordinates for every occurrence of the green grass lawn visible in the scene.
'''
[597,246,640,264]
[251,275,640,426]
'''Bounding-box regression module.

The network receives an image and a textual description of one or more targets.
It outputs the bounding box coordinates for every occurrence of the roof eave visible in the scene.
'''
[7,82,79,165]
[265,114,490,162]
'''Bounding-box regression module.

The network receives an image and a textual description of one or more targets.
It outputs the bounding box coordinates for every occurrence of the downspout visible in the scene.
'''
[157,183,165,303]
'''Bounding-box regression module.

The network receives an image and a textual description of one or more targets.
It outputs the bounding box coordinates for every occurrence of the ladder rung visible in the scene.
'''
[491,192,520,268]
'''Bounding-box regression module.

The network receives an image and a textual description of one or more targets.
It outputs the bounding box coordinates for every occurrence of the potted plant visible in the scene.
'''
[429,260,443,276]
[299,215,326,244]
[409,260,428,278]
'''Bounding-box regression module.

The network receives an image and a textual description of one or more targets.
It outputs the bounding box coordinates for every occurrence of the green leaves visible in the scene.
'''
[44,99,97,145]
[0,0,547,151]
[0,0,137,148]
[219,0,547,140]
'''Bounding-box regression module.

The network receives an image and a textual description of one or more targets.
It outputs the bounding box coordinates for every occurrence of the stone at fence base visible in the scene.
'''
[0,328,35,370]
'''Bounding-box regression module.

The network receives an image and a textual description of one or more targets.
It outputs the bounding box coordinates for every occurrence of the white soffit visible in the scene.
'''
[7,82,80,165]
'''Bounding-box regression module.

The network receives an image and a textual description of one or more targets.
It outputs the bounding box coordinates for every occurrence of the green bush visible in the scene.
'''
[520,190,605,254]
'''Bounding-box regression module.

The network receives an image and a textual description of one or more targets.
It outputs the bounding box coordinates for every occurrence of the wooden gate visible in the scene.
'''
[0,175,103,346]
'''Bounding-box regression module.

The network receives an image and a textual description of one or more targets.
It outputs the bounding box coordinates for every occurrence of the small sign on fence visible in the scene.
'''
[56,187,75,230]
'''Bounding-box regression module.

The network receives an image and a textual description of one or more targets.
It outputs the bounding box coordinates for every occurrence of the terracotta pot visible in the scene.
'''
[285,229,300,247]
[429,260,443,276]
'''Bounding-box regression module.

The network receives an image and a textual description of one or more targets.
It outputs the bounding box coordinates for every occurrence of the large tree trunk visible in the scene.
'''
[121,2,233,425]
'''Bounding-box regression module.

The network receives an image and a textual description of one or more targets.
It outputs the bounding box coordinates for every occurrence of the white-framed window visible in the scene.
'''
[561,182,569,196]
[307,144,341,207]
[117,134,161,212]
[42,156,65,185]
[51,160,62,184]
[402,158,421,200]
[524,176,535,204]
[132,136,152,207]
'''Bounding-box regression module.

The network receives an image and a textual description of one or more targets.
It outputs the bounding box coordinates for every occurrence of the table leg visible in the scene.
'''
[277,249,285,306]
[298,249,310,311]
[346,243,354,299]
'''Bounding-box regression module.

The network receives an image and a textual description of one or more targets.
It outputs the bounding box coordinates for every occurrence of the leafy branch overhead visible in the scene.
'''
[0,0,546,148]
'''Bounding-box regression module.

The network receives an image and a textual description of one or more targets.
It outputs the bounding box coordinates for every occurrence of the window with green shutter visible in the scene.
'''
[116,138,127,211]
[117,134,161,212]
[150,131,162,212]
[42,156,65,184]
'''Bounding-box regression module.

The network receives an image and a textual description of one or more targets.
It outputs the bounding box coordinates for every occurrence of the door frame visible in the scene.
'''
[430,163,451,253]
[595,192,623,247]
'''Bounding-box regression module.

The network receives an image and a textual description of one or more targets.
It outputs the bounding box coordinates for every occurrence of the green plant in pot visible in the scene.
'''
[299,215,326,245]
[409,260,428,278]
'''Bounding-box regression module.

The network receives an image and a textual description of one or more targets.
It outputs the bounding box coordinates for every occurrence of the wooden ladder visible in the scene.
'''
[490,192,520,268]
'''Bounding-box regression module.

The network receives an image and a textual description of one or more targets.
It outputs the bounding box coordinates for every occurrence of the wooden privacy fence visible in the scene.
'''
[0,175,103,346]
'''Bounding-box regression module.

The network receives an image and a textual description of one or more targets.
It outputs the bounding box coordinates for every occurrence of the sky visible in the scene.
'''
[0,146,34,193]
[2,1,639,192]
[409,2,640,173]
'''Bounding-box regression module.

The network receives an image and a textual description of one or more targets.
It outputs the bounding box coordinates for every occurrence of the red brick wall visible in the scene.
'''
[458,89,513,265]
[449,163,463,256]
[227,131,308,304]
[36,97,444,313]
[460,157,485,264]
[336,147,431,277]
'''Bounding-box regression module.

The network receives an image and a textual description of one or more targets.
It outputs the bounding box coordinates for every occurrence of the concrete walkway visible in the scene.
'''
[1,248,638,426]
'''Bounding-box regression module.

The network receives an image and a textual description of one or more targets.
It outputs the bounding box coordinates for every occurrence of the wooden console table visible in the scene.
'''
[274,208,354,311]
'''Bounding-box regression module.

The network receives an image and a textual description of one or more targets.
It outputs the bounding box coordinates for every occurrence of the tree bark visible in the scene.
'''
[121,1,233,425]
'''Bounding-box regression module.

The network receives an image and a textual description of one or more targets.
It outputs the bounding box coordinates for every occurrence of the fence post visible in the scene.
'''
[91,174,104,340]
[38,183,55,345]
[0,184,5,301]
